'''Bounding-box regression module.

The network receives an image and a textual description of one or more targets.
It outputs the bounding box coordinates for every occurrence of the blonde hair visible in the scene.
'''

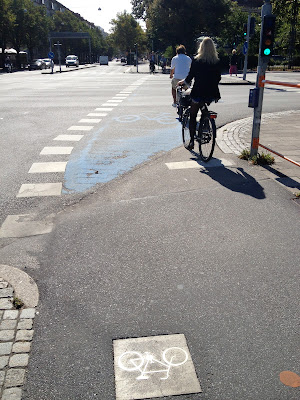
[195,37,219,64]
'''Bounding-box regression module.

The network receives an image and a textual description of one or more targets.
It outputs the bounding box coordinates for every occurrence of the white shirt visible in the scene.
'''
[171,53,192,79]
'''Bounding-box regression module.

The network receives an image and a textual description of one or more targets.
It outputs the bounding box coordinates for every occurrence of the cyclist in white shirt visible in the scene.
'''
[170,45,192,107]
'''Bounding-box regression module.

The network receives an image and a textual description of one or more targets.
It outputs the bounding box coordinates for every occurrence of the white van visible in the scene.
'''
[99,56,109,65]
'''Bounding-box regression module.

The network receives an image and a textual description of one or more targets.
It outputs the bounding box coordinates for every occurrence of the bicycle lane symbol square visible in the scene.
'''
[113,334,202,400]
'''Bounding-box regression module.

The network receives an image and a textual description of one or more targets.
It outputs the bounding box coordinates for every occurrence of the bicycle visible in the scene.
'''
[149,61,155,74]
[118,347,188,380]
[177,86,217,162]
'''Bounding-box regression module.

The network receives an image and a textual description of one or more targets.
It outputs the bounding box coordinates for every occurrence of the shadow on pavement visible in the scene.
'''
[260,164,300,191]
[199,162,266,199]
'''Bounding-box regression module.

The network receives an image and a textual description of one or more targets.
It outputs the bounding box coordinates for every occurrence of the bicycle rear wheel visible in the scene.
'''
[198,116,216,161]
[181,109,191,149]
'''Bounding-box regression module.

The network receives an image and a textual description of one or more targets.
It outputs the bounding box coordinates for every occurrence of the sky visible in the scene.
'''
[58,0,134,33]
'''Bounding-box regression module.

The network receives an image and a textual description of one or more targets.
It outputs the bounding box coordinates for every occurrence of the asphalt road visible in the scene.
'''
[0,64,299,399]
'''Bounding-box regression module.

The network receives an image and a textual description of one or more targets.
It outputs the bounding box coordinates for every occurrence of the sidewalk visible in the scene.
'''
[132,62,299,191]
[217,110,300,192]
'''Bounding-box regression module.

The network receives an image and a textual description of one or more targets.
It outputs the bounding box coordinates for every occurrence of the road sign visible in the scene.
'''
[243,42,248,55]
[48,51,54,59]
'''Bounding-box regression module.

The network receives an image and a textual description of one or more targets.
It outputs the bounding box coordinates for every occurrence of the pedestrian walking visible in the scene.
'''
[229,49,238,76]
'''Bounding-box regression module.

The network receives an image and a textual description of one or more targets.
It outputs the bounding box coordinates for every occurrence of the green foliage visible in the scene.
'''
[13,297,24,309]
[133,0,230,55]
[272,0,300,61]
[239,149,275,165]
[164,45,174,59]
[110,11,147,53]
[0,0,107,65]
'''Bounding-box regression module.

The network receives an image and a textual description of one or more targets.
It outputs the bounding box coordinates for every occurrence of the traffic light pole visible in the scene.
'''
[250,0,273,158]
[243,13,251,80]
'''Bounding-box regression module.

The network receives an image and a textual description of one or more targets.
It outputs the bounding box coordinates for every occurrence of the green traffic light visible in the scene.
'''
[263,48,271,56]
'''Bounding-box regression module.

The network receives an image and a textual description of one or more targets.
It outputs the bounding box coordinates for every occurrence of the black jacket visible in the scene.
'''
[230,54,238,66]
[185,58,221,102]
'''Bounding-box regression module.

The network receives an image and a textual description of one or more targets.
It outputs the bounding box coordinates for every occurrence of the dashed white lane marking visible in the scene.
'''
[67,125,93,131]
[79,119,102,123]
[107,99,123,103]
[115,94,129,97]
[40,147,73,155]
[0,214,54,238]
[102,103,118,107]
[120,91,132,94]
[88,113,107,117]
[28,162,67,173]
[53,135,83,141]
[17,183,62,197]
[166,159,234,170]
[95,108,113,111]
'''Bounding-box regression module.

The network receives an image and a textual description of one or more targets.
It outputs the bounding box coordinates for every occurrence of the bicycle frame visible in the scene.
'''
[136,353,173,380]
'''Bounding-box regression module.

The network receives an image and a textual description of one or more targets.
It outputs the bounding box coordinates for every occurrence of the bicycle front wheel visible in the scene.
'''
[182,109,191,149]
[162,347,188,367]
[198,116,216,162]
[118,351,144,371]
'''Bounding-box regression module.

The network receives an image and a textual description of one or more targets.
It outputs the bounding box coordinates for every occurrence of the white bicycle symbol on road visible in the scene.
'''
[113,112,176,125]
[118,347,188,381]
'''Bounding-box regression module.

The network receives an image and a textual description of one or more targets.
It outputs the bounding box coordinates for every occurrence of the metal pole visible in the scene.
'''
[136,45,138,73]
[250,0,272,158]
[54,41,62,73]
[243,13,251,80]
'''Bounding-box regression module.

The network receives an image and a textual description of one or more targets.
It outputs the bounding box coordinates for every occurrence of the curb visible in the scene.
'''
[41,64,97,75]
[0,266,38,309]
[0,266,38,400]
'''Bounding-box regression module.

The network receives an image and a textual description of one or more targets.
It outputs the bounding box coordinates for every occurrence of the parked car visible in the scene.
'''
[42,58,52,69]
[66,55,79,67]
[120,57,126,64]
[28,59,46,70]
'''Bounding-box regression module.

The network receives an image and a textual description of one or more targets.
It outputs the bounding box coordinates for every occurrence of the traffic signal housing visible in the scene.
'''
[243,23,247,37]
[261,15,276,58]
[250,17,255,37]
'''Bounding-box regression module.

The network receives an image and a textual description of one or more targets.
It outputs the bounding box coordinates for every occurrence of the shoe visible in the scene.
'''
[187,140,194,150]
[172,103,177,107]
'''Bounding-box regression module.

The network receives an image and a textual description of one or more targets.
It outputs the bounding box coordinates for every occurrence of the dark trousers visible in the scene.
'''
[189,101,202,140]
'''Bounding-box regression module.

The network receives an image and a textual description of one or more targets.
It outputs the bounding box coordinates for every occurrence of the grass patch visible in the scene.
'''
[239,149,275,165]
[13,297,24,309]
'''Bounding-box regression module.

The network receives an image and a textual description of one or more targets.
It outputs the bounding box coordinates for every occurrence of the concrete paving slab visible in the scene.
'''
[114,334,201,400]
[53,135,83,141]
[40,147,73,155]
[78,119,102,123]
[28,162,67,173]
[17,183,62,197]
[87,113,107,117]
[0,214,54,238]
[166,158,235,170]
[67,126,93,131]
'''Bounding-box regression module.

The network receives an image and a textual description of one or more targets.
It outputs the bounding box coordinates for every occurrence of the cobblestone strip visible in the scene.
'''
[0,278,35,400]
[217,110,300,155]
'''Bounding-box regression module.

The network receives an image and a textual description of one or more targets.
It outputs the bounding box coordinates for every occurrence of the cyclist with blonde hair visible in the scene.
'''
[178,37,221,149]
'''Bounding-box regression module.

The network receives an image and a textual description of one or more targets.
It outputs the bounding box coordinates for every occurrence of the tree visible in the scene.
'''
[145,0,230,55]
[110,11,146,54]
[131,0,152,20]
[273,0,299,64]
[0,0,15,65]
[10,0,50,64]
